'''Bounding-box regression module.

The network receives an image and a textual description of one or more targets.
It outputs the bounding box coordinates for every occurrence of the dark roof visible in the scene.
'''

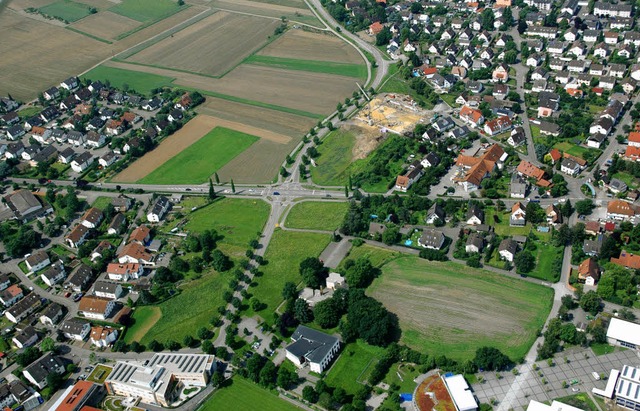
[287,326,339,364]
[13,326,37,346]
[151,196,170,216]
[499,239,518,254]
[23,353,64,383]
[93,280,120,295]
[66,264,93,290]
[466,204,484,221]
[41,303,63,320]
[61,318,89,336]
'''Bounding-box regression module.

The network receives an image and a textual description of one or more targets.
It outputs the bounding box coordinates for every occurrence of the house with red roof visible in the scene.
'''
[629,131,640,147]
[548,148,562,164]
[368,22,384,35]
[459,105,485,128]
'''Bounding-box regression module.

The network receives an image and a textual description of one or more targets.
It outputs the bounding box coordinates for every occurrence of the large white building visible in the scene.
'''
[443,374,478,411]
[285,326,341,373]
[105,353,215,407]
[607,318,640,350]
[527,400,584,411]
[593,365,640,411]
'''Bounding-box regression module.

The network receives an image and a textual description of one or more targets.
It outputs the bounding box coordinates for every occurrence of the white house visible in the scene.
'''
[286,326,341,373]
[25,250,50,273]
[606,318,640,350]
[61,318,91,341]
[106,263,142,282]
[90,326,118,348]
[498,239,517,262]
[23,353,65,389]
[78,296,116,320]
[147,196,170,223]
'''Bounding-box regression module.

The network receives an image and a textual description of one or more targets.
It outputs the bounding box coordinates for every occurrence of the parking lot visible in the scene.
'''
[472,346,640,410]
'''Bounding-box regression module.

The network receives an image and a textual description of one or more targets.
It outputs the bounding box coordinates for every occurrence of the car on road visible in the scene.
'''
[273,191,280,195]
[185,188,192,191]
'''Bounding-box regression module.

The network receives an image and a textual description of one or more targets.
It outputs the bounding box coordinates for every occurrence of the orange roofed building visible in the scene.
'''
[54,381,99,411]
[624,145,640,161]
[454,144,506,192]
[459,105,485,128]
[516,160,551,187]
[369,22,384,35]
[611,250,640,269]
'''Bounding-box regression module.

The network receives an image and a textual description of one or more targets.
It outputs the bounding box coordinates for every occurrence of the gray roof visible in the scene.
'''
[287,326,339,364]
[23,353,64,383]
[419,229,445,248]
[151,196,170,216]
[94,280,120,295]
[7,190,42,217]
[13,326,37,346]
[466,233,484,250]
[61,318,89,336]
[583,234,604,255]
[66,264,93,290]
[499,239,518,255]
[40,303,63,321]
[41,264,64,282]
[427,203,445,221]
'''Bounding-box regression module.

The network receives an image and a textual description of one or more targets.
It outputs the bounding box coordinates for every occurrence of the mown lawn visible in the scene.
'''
[126,270,227,345]
[109,0,184,22]
[137,127,259,184]
[311,129,356,187]
[251,230,330,322]
[340,243,403,269]
[39,0,93,22]
[81,65,174,96]
[245,55,366,78]
[368,257,553,361]
[285,201,348,231]
[555,393,600,411]
[91,196,113,210]
[528,242,563,282]
[183,198,270,248]
[326,341,385,395]
[198,377,302,411]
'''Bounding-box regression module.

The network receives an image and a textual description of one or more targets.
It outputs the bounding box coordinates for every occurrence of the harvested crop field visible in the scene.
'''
[126,12,279,77]
[70,11,141,40]
[217,138,296,183]
[0,4,205,100]
[197,97,315,138]
[113,115,291,183]
[0,10,105,100]
[194,64,357,115]
[368,257,553,361]
[210,0,321,26]
[259,29,363,64]
[105,61,354,116]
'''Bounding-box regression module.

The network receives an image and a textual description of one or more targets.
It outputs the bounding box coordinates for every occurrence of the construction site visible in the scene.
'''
[354,93,432,135]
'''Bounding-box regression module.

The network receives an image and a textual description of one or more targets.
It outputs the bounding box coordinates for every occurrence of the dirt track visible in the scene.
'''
[113,114,291,182]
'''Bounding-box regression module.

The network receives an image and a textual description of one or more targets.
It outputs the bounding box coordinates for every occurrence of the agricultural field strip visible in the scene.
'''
[103,61,326,118]
[113,115,291,183]
[136,127,260,185]
[245,55,366,78]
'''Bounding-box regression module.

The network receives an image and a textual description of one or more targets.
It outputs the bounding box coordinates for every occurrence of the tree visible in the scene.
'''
[525,202,545,224]
[375,27,392,46]
[344,258,378,288]
[580,291,602,315]
[41,337,56,352]
[277,366,297,389]
[214,172,220,184]
[474,347,513,371]
[211,249,232,272]
[504,50,518,64]
[314,298,342,328]
[302,386,319,403]
[231,179,236,193]
[282,282,298,301]
[211,371,225,388]
[561,200,574,218]
[294,298,313,323]
[208,178,216,200]
[481,9,495,30]
[299,257,328,289]
[46,372,64,391]
[16,347,41,366]
[514,251,535,273]
[259,361,278,388]
[575,199,595,215]
[382,227,400,245]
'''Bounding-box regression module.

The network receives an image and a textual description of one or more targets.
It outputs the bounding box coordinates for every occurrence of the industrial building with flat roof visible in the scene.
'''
[593,365,640,411]
[606,318,640,349]
[527,400,584,411]
[443,374,478,411]
[105,353,215,407]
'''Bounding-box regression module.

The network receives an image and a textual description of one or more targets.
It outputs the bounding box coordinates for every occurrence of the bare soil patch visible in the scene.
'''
[259,29,363,64]
[70,10,140,39]
[338,122,387,161]
[354,93,430,135]
[217,138,298,183]
[113,114,291,182]
[127,12,279,77]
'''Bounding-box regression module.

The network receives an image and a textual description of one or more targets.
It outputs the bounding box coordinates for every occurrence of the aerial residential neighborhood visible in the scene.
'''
[1,0,640,410]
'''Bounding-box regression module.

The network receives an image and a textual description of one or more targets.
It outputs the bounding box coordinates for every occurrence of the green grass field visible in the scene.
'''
[39,0,93,22]
[124,306,161,344]
[528,242,563,282]
[183,198,270,249]
[198,377,302,411]
[251,230,330,321]
[311,129,356,187]
[326,341,385,395]
[555,393,599,411]
[245,55,366,78]
[340,243,403,269]
[91,196,113,211]
[369,257,553,361]
[81,65,174,96]
[137,127,259,185]
[109,0,183,22]
[285,201,348,231]
[126,270,226,345]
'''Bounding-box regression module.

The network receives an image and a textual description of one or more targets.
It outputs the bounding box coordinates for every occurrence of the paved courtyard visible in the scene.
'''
[472,347,640,411]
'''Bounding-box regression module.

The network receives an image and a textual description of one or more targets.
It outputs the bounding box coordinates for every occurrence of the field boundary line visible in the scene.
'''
[356,357,379,385]
[115,8,217,60]
[111,4,192,40]
[211,5,326,30]
[111,59,222,79]
[244,55,366,78]
[65,26,113,44]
